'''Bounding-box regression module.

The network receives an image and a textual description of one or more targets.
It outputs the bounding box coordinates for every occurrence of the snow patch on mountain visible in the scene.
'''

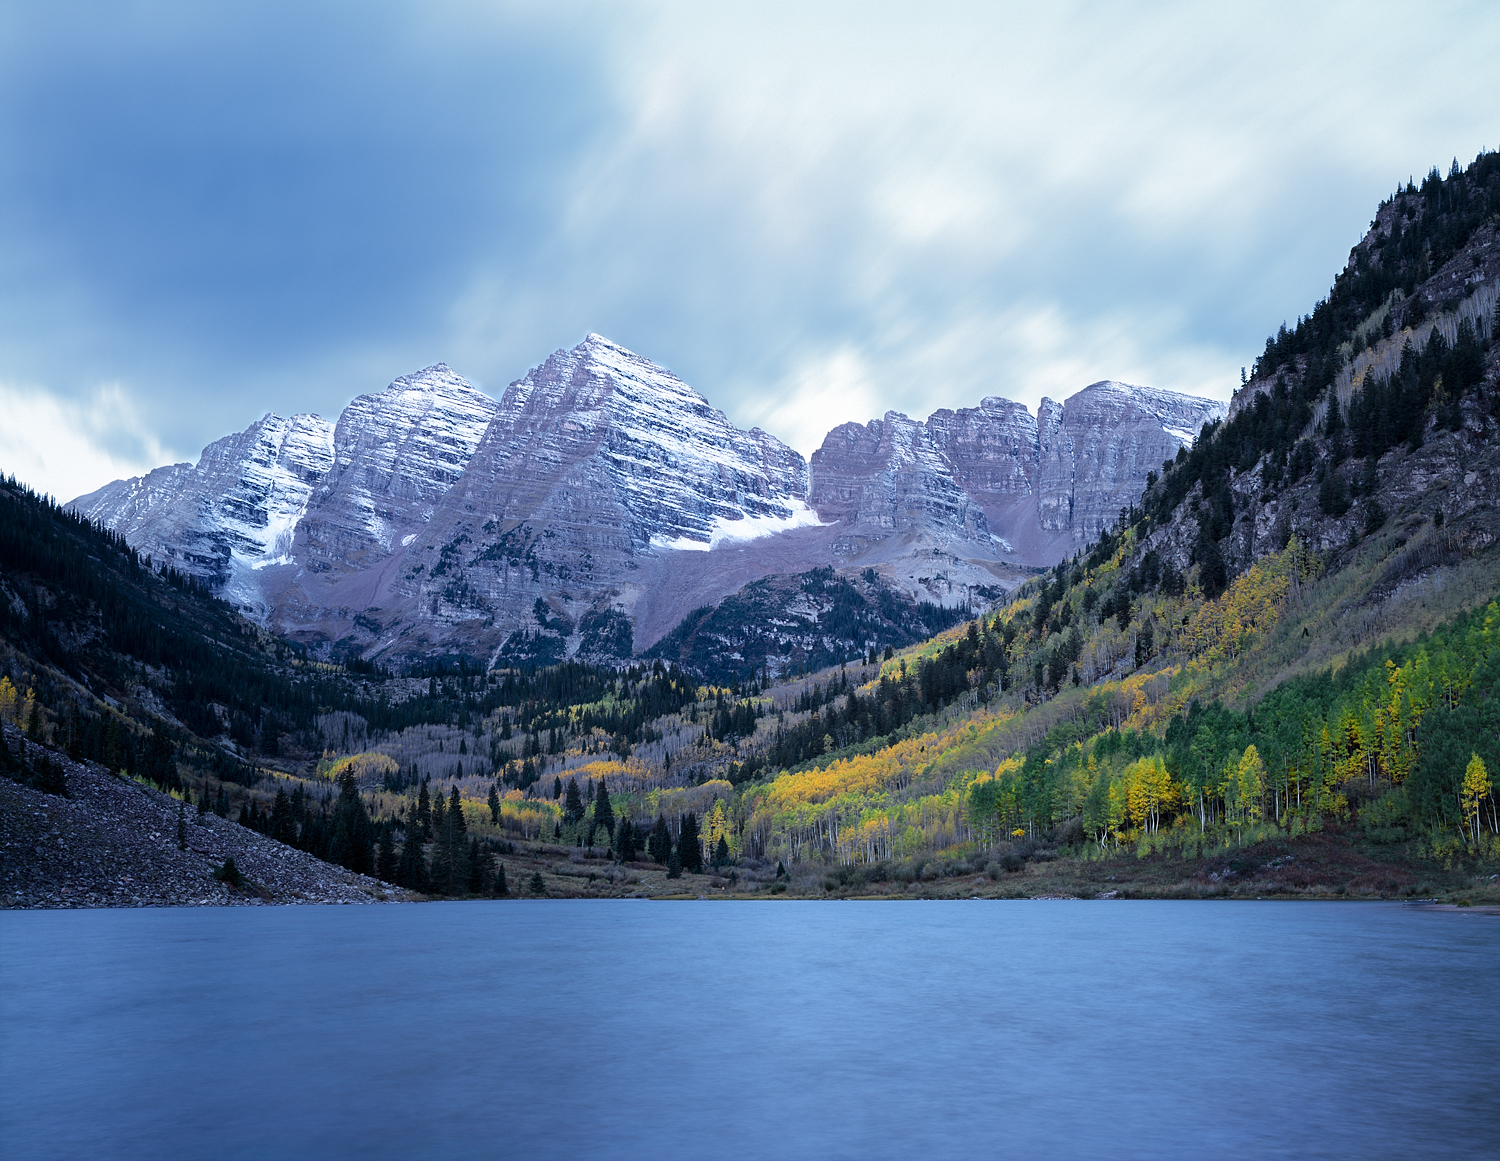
[651,498,829,552]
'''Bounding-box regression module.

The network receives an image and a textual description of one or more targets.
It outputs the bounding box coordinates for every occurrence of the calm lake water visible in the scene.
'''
[2,900,1497,1160]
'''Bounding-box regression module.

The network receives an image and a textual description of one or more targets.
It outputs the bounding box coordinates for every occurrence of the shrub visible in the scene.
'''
[213,856,243,888]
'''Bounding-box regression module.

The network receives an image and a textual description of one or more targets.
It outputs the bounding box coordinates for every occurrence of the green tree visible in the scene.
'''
[594,777,615,837]
[396,831,427,891]
[415,778,433,839]
[648,814,671,863]
[376,827,398,882]
[529,870,546,895]
[678,812,702,873]
[616,818,638,862]
[328,772,374,874]
[467,836,494,894]
[563,778,585,825]
[428,786,472,895]
[487,781,501,824]
[269,787,297,846]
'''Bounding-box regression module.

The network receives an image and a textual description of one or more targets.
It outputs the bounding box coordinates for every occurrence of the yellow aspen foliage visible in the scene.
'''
[1237,745,1265,824]
[703,798,730,857]
[0,676,15,724]
[1460,753,1491,845]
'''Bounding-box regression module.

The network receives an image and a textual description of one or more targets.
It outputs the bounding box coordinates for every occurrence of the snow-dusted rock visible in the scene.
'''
[71,339,1222,665]
[71,412,336,620]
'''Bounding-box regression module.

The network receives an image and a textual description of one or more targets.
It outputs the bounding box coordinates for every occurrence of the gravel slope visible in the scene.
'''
[0,727,410,908]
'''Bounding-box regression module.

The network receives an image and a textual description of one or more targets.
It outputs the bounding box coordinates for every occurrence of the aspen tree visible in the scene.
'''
[1460,753,1490,845]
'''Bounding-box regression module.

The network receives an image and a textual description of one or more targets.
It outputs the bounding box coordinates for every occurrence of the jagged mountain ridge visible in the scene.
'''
[71,335,1221,671]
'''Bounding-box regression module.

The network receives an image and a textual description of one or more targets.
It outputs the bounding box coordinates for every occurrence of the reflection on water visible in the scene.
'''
[2,901,1497,1160]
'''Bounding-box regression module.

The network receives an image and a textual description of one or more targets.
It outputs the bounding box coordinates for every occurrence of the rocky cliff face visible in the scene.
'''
[809,381,1222,567]
[71,412,337,620]
[71,335,1220,669]
[374,334,820,665]
[292,364,498,581]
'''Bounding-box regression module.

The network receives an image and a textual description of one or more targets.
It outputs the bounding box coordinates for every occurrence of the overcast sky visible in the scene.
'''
[2,1,1497,501]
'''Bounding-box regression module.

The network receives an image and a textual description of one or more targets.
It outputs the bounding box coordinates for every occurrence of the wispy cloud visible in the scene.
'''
[0,381,177,502]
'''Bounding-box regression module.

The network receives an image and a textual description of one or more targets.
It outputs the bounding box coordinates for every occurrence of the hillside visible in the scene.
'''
[6,152,1500,907]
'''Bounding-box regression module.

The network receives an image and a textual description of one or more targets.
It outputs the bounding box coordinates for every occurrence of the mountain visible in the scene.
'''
[812,381,1223,565]
[71,336,1220,673]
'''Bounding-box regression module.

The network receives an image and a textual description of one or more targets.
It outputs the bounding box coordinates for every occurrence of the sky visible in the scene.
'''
[1,1,1498,502]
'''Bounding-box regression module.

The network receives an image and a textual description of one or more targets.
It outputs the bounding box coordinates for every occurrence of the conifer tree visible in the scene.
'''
[552,775,563,800]
[329,772,374,874]
[616,818,638,862]
[678,811,702,873]
[269,787,297,846]
[488,781,501,823]
[529,870,546,895]
[427,786,472,895]
[594,777,615,837]
[494,863,509,897]
[396,830,428,891]
[563,778,585,824]
[416,778,433,839]
[648,814,671,863]
[468,836,494,894]
[377,827,398,883]
[667,846,683,878]
[714,835,730,867]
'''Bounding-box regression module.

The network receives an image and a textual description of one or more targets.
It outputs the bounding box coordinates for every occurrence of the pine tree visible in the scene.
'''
[416,778,433,839]
[529,870,546,895]
[427,786,472,895]
[616,818,638,862]
[396,831,428,891]
[488,781,501,824]
[563,778,585,825]
[678,811,702,873]
[594,777,615,837]
[648,814,671,863]
[714,835,730,867]
[494,863,509,897]
[329,772,374,874]
[269,787,297,846]
[667,846,683,878]
[552,775,563,800]
[377,827,398,883]
[467,836,494,894]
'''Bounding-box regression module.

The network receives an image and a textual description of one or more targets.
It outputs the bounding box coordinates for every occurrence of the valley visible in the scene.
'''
[4,153,1500,909]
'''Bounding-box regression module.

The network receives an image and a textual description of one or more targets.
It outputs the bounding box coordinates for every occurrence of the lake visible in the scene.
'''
[2,900,1497,1160]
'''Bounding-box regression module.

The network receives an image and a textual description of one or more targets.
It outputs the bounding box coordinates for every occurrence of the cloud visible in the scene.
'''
[739,347,884,457]
[0,2,1497,476]
[0,381,177,502]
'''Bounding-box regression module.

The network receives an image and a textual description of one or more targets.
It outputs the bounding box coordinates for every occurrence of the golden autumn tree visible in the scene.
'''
[1237,745,1265,825]
[1460,753,1491,846]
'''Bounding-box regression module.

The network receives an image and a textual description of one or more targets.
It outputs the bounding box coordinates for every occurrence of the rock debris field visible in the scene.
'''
[0,729,410,908]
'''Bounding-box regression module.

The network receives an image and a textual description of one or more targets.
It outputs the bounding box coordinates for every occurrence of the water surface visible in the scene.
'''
[2,901,1496,1160]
